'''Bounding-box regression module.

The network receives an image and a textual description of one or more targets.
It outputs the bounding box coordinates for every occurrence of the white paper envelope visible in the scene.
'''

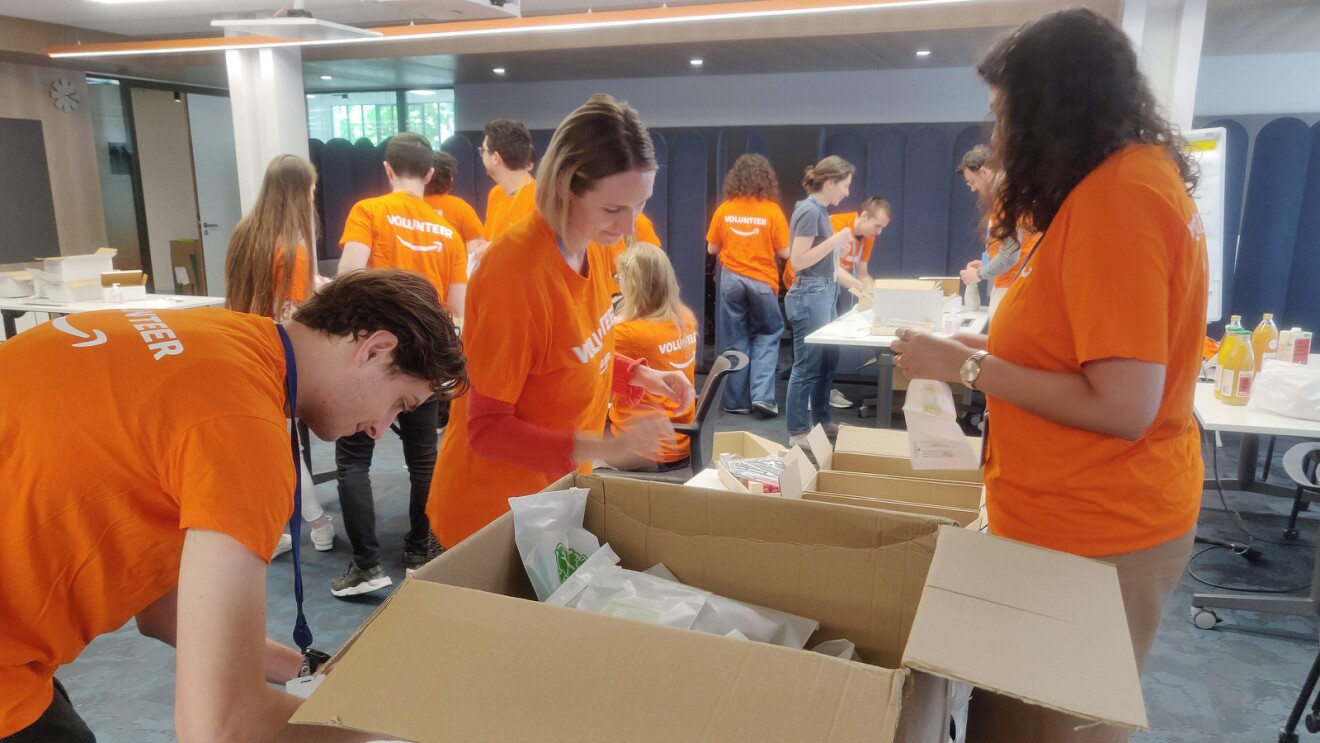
[902,380,980,471]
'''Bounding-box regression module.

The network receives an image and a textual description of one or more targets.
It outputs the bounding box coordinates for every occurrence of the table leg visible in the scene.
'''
[874,348,894,430]
[1238,433,1261,490]
[2,309,23,340]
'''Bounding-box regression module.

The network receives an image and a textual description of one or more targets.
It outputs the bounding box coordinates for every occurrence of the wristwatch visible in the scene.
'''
[960,350,990,390]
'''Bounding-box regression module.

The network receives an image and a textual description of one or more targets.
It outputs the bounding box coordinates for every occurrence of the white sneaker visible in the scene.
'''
[829,389,854,409]
[272,533,293,560]
[310,517,335,552]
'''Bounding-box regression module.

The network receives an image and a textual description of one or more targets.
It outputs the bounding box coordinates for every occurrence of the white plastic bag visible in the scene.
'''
[644,563,819,649]
[509,488,600,601]
[576,565,708,629]
[1249,359,1320,421]
[811,639,861,662]
[545,544,620,608]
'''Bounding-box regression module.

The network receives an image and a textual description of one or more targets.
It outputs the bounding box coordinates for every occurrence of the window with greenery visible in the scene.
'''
[306,88,455,147]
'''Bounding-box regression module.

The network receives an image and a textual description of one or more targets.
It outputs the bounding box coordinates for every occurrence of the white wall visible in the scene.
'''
[131,87,199,293]
[1195,52,1320,117]
[455,66,991,130]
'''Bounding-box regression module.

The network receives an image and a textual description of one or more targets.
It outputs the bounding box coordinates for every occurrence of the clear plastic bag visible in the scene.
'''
[644,563,819,649]
[575,565,708,629]
[546,544,620,609]
[509,488,600,601]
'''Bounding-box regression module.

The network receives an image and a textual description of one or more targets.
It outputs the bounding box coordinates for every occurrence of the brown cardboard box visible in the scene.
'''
[710,430,782,464]
[169,239,206,295]
[293,475,1146,742]
[834,425,984,484]
[803,472,986,530]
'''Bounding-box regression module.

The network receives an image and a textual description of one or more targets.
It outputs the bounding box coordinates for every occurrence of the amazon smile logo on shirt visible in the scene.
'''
[53,316,107,347]
[396,235,445,253]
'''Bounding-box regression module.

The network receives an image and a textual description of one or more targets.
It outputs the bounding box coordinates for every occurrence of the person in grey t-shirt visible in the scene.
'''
[784,155,856,444]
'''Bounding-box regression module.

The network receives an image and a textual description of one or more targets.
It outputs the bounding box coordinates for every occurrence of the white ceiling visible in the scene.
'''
[0,0,742,38]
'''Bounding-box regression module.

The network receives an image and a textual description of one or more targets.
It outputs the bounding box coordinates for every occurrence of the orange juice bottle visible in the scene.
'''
[1215,315,1243,398]
[1251,314,1279,373]
[1219,329,1255,406]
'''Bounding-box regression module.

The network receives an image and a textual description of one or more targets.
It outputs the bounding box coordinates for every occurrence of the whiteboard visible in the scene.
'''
[1185,128,1227,322]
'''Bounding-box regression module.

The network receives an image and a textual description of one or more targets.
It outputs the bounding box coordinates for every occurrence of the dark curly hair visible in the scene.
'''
[294,269,467,399]
[977,7,1196,241]
[722,153,779,202]
[425,150,457,196]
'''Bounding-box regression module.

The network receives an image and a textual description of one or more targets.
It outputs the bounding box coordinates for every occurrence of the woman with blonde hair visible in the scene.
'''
[784,155,856,445]
[224,153,335,556]
[427,94,694,547]
[605,242,699,471]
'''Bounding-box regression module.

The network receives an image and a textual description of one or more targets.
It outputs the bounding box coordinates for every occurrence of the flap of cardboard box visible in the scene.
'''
[901,526,1148,731]
[101,270,147,287]
[292,581,907,742]
[710,430,782,464]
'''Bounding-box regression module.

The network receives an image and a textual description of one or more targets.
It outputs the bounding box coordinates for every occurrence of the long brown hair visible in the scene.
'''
[977,8,1196,241]
[224,154,317,319]
[802,155,854,194]
[722,153,779,202]
[617,242,689,333]
[536,94,656,236]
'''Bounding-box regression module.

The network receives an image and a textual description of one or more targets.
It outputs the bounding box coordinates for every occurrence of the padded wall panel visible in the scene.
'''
[1232,117,1311,325]
[320,138,356,249]
[668,131,709,362]
[715,128,730,201]
[440,135,478,207]
[531,129,553,171]
[948,125,986,276]
[867,128,907,278]
[1285,121,1320,330]
[745,128,768,157]
[901,127,951,277]
[649,131,670,249]
[1205,118,1249,317]
[308,138,327,259]
[352,138,385,203]
[823,128,868,213]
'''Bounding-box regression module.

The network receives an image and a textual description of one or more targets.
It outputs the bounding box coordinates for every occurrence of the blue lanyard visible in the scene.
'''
[276,325,314,654]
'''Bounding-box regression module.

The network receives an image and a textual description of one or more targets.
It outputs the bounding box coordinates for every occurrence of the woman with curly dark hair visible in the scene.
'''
[706,153,791,418]
[892,10,1207,739]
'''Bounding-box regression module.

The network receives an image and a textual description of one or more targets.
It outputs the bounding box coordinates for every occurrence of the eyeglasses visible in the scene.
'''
[478,146,491,155]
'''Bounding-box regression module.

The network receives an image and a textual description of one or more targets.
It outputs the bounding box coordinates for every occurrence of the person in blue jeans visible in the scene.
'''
[784,155,855,445]
[707,154,791,418]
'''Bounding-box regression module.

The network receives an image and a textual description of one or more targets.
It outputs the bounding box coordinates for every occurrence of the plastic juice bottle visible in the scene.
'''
[1251,314,1279,373]
[1219,329,1255,406]
[1215,315,1243,398]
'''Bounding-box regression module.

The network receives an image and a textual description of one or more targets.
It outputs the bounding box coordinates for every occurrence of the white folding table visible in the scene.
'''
[1191,379,1320,624]
[803,307,988,428]
[0,294,225,339]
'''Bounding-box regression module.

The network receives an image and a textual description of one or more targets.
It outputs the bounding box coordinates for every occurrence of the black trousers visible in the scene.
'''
[335,397,443,570]
[3,679,95,742]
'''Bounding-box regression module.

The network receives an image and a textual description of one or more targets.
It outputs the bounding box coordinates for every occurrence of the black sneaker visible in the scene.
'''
[330,561,392,598]
[751,401,779,419]
[404,533,446,576]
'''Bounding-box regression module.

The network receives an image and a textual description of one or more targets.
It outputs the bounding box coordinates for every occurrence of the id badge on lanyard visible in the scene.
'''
[275,325,325,677]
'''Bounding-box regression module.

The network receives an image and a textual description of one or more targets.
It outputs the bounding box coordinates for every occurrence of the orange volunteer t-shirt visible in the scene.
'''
[598,213,663,294]
[428,210,618,546]
[610,309,698,463]
[708,198,789,291]
[272,243,314,305]
[985,144,1209,556]
[782,212,870,289]
[483,177,537,242]
[340,191,467,304]
[0,308,294,736]
[424,193,485,246]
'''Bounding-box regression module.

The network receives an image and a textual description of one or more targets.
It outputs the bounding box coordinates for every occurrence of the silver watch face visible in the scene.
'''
[960,357,979,384]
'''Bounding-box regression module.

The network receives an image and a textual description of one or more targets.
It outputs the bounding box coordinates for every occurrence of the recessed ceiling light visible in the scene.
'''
[409,89,436,95]
[306,94,317,99]
[320,75,333,80]
[690,58,703,67]
[915,49,931,57]
[493,67,506,75]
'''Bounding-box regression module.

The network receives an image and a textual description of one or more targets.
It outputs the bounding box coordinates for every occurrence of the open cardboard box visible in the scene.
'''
[292,475,1146,742]
[37,247,117,282]
[710,430,781,464]
[834,426,984,484]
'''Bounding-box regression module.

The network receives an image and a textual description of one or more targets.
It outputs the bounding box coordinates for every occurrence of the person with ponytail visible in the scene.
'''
[224,153,336,558]
[605,242,698,471]
[784,155,855,446]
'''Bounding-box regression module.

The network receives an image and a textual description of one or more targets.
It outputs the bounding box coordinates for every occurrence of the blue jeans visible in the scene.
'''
[715,270,784,410]
[785,275,838,436]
